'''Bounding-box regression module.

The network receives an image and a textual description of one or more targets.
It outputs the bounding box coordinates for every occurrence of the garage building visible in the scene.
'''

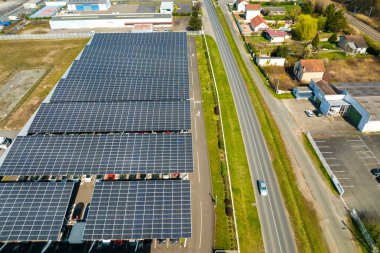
[67,0,111,12]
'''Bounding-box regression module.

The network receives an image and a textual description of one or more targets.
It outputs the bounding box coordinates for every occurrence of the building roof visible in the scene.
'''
[52,13,172,20]
[250,15,267,27]
[246,4,261,11]
[314,79,337,95]
[355,97,380,120]
[264,28,287,37]
[343,35,368,48]
[262,7,285,12]
[236,0,247,4]
[299,59,325,72]
[160,1,174,9]
[68,0,108,4]
[333,82,380,98]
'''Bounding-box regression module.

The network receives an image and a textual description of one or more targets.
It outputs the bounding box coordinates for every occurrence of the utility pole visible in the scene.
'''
[368,7,374,17]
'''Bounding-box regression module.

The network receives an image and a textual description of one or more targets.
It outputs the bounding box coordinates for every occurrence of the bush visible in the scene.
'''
[364,35,380,56]
[271,45,289,57]
[312,33,320,48]
[328,33,337,43]
[294,14,318,40]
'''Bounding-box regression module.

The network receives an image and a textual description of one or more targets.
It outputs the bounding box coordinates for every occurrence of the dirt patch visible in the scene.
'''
[323,57,380,83]
[0,69,46,121]
[263,66,298,91]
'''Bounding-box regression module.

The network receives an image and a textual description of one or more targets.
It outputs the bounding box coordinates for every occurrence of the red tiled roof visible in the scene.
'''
[300,59,325,72]
[246,4,261,11]
[236,0,246,4]
[264,28,287,37]
[250,15,267,27]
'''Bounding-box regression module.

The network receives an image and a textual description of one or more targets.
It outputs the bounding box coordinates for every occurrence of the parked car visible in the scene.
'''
[257,180,268,196]
[49,175,57,182]
[0,137,12,150]
[370,168,380,176]
[157,239,166,245]
[170,239,179,244]
[83,175,92,183]
[305,110,315,117]
[57,175,67,182]
[162,174,170,179]
[71,202,85,221]
[376,176,380,183]
[38,176,50,182]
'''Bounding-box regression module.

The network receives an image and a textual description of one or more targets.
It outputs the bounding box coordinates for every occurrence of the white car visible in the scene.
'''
[258,180,268,196]
[0,137,12,150]
[305,110,315,117]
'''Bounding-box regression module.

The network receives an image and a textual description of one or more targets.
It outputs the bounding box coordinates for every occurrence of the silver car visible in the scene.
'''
[258,180,268,196]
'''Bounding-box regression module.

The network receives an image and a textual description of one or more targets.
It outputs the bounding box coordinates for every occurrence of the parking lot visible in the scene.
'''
[314,135,380,220]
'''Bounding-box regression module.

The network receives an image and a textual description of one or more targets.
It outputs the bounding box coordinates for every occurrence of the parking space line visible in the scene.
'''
[325,157,337,159]
[318,145,330,148]
[315,140,326,143]
[333,171,346,173]
[337,177,350,180]
[321,152,333,154]
[329,164,341,166]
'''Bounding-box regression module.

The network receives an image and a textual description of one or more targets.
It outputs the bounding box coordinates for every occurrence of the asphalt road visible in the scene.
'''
[201,1,297,252]
[216,4,358,253]
[345,13,380,43]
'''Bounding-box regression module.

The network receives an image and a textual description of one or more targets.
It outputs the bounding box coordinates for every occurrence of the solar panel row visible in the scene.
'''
[0,133,193,175]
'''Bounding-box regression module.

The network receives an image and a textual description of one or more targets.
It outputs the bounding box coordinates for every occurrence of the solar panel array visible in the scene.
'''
[50,77,189,102]
[28,101,190,134]
[83,180,191,240]
[0,182,74,242]
[0,134,193,175]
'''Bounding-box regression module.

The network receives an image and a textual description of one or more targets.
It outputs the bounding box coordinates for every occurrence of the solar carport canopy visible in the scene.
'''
[0,134,193,176]
[28,100,191,134]
[66,58,188,79]
[0,182,74,242]
[83,180,191,240]
[90,32,187,46]
[50,76,189,102]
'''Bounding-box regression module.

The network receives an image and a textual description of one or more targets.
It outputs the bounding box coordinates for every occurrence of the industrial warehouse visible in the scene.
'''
[0,32,192,251]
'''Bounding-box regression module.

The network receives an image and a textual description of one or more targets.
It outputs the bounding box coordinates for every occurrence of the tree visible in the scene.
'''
[294,14,318,40]
[301,1,313,14]
[328,33,337,43]
[188,9,202,31]
[272,45,289,57]
[317,16,326,30]
[289,5,302,20]
[312,33,320,48]
[324,4,347,32]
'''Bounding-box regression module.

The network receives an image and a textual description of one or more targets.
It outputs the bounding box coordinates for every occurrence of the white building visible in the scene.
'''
[263,28,290,43]
[338,35,368,54]
[235,0,247,12]
[294,59,325,83]
[67,0,110,12]
[49,13,172,29]
[245,4,261,22]
[255,55,285,66]
[160,2,174,14]
[249,15,268,32]
[45,1,67,7]
[310,80,380,132]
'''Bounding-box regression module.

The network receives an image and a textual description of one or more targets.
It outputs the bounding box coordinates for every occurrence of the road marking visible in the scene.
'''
[325,157,337,160]
[315,140,326,143]
[318,145,330,148]
[341,185,354,188]
[321,151,333,154]
[337,177,350,180]
[199,200,203,249]
[195,116,197,140]
[197,151,200,183]
[329,164,341,166]
[333,171,346,173]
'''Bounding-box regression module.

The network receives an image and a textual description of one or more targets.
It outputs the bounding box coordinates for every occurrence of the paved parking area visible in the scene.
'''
[136,4,158,13]
[314,135,380,220]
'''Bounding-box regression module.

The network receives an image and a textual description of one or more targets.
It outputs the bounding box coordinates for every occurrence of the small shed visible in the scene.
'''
[160,1,174,14]
[292,86,313,99]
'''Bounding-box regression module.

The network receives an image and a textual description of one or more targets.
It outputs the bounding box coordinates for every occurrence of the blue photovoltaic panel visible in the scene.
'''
[66,58,188,79]
[83,180,191,240]
[0,133,193,176]
[80,44,187,60]
[50,77,189,102]
[90,32,187,46]
[28,101,191,134]
[0,182,74,242]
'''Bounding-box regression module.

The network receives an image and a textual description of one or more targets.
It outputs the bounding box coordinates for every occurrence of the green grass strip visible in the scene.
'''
[213,5,329,253]
[196,35,264,252]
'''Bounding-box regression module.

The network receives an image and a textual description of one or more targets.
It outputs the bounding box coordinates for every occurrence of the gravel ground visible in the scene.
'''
[0,69,45,121]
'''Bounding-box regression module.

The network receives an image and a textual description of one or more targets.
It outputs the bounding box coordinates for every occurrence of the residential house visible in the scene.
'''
[261,7,286,16]
[250,15,268,32]
[255,55,285,66]
[338,35,368,54]
[293,59,325,83]
[235,0,247,12]
[263,28,289,43]
[245,4,261,22]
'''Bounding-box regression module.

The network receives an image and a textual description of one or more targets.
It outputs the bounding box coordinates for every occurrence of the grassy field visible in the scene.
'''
[214,4,329,253]
[0,39,89,129]
[195,36,235,250]
[196,36,264,252]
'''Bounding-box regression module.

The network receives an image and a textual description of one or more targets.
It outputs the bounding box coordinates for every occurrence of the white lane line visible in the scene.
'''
[330,164,341,166]
[337,177,350,180]
[318,145,330,148]
[199,201,203,249]
[315,140,326,143]
[197,151,200,183]
[321,152,333,154]
[333,171,346,173]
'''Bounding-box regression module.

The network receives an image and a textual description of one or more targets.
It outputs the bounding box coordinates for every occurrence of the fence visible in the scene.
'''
[350,209,379,253]
[0,33,92,40]
[306,132,345,196]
